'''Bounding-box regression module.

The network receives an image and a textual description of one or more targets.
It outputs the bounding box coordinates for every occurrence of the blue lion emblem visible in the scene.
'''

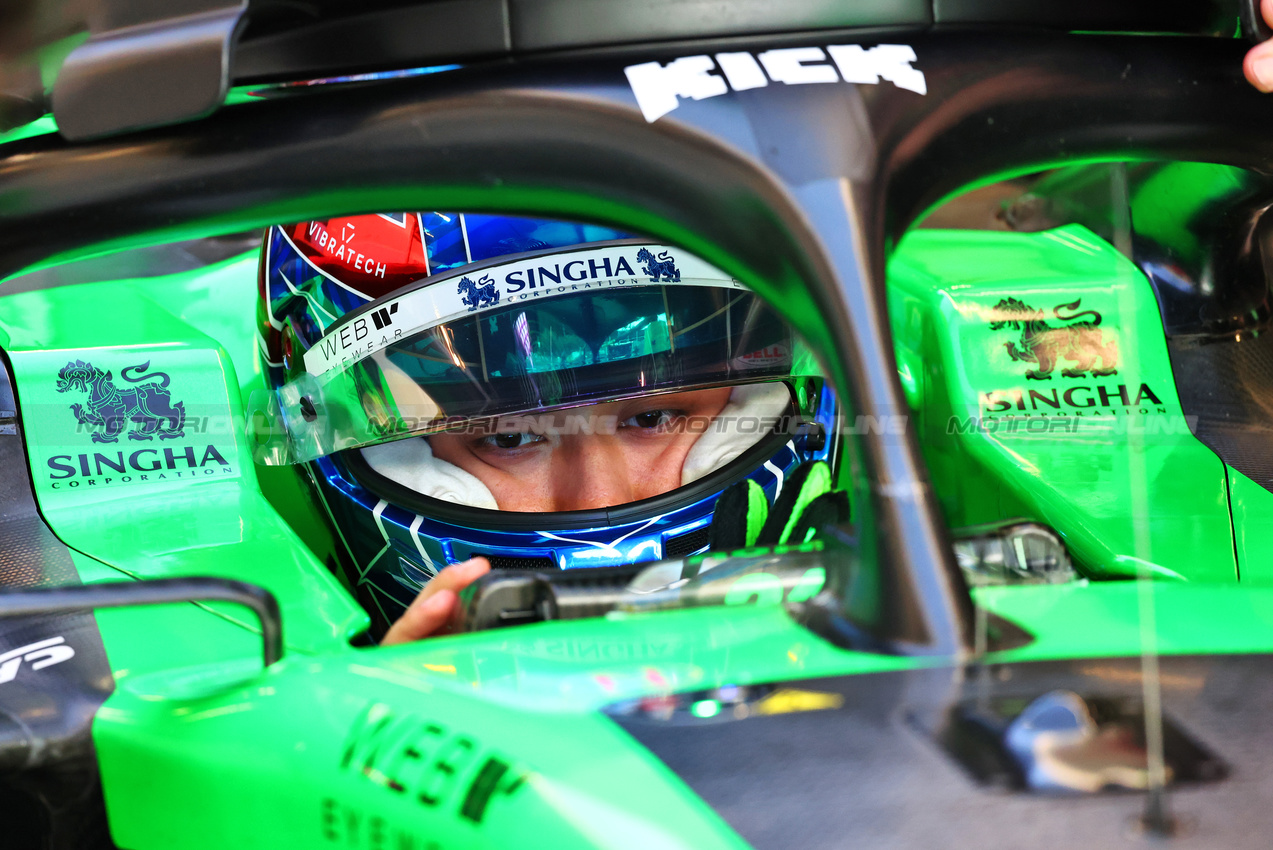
[56,360,186,444]
[457,274,499,312]
[636,248,680,283]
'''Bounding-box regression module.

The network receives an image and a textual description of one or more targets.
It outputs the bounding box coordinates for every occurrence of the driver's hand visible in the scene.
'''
[1246,0,1273,91]
[381,557,490,645]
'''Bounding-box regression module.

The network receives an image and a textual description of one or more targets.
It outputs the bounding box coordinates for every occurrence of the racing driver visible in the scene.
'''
[254,212,840,642]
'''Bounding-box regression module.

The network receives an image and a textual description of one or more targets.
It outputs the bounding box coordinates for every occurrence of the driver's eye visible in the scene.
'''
[623,409,680,430]
[482,432,543,450]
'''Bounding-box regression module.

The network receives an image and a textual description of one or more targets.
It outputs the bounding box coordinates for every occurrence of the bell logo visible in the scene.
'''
[625,44,926,122]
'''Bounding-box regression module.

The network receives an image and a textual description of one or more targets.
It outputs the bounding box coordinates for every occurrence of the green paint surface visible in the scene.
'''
[93,578,1273,850]
[888,224,1242,582]
[0,260,367,656]
[4,206,1273,848]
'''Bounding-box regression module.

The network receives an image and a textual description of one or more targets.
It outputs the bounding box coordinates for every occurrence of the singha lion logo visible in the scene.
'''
[56,360,186,443]
[457,274,499,312]
[636,248,680,283]
[989,298,1119,380]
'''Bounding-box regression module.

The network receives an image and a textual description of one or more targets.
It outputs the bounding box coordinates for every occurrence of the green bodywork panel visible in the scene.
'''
[887,224,1265,583]
[3,221,1273,847]
[97,605,888,850]
[0,256,368,661]
[92,581,1273,850]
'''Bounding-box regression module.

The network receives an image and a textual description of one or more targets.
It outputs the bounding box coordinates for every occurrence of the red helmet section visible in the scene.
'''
[285,213,430,301]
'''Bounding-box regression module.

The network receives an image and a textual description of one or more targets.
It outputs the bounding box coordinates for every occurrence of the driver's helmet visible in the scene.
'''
[255,212,836,631]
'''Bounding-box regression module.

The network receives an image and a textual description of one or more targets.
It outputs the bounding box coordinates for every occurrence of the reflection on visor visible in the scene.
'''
[253,242,824,464]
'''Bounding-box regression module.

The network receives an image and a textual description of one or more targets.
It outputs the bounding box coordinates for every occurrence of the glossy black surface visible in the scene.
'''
[613,654,1273,849]
[1167,332,1273,499]
[232,0,1244,85]
[21,0,1248,138]
[1241,0,1273,42]
[53,3,247,141]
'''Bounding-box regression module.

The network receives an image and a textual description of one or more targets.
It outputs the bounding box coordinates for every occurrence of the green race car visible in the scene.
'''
[4,2,1273,848]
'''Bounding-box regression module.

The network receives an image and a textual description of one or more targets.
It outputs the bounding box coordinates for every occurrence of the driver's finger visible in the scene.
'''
[426,556,492,596]
[1248,0,1273,92]
[381,557,490,645]
[1244,40,1273,92]
[382,589,457,645]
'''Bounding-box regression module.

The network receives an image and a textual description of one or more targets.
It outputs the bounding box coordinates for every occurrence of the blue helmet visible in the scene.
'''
[256,212,836,631]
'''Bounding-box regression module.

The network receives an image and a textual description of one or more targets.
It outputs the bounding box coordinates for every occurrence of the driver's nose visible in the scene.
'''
[550,435,634,511]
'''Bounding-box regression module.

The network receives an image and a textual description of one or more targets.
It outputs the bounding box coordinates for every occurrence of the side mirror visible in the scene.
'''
[0,577,283,666]
[952,521,1075,586]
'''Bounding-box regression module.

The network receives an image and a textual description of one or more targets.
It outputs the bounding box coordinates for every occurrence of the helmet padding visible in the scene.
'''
[362,382,790,509]
[680,383,791,486]
[362,437,500,510]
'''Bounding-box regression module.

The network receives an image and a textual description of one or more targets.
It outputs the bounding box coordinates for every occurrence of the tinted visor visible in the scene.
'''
[254,242,822,463]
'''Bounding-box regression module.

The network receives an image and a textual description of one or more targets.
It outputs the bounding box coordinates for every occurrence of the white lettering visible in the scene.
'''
[715,52,768,91]
[624,55,727,122]
[625,44,926,122]
[758,47,838,85]
[0,637,75,685]
[827,44,926,95]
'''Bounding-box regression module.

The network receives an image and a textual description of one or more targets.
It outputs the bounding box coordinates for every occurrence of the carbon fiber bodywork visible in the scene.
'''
[1169,333,1273,492]
[0,350,115,849]
[612,655,1264,850]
